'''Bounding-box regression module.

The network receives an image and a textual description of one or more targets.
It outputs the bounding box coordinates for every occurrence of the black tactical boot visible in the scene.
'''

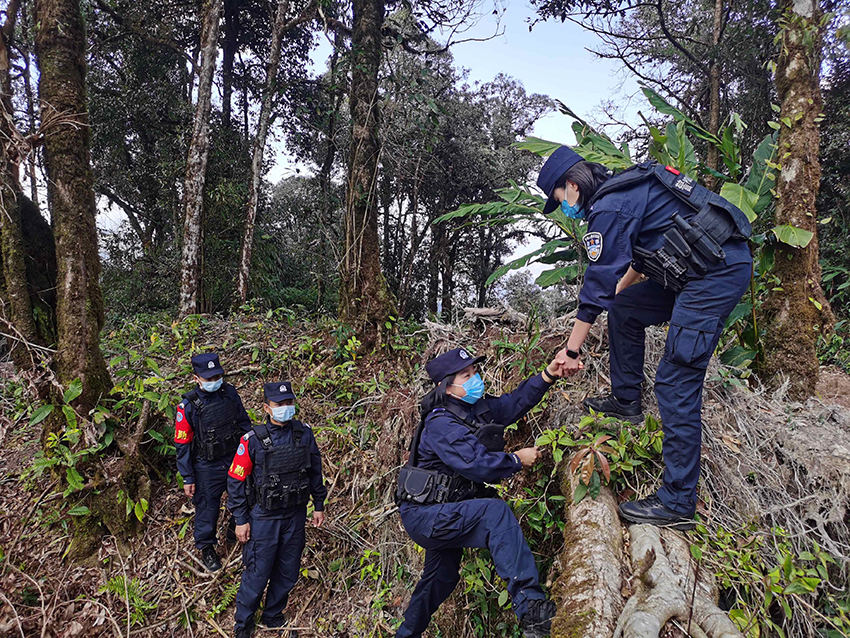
[618,495,695,531]
[259,614,286,629]
[234,625,253,638]
[519,599,557,638]
[582,394,644,424]
[201,546,222,572]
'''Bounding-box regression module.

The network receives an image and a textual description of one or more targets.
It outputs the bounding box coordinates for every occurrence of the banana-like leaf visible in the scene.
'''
[535,265,579,288]
[513,136,562,157]
[745,133,778,214]
[772,224,814,248]
[485,239,574,286]
[720,183,759,222]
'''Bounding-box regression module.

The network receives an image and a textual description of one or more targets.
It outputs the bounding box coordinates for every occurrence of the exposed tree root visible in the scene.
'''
[614,524,742,638]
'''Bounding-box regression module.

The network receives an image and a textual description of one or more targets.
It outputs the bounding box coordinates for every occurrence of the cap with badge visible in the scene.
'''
[264,382,296,403]
[536,146,584,215]
[425,348,486,384]
[191,353,225,379]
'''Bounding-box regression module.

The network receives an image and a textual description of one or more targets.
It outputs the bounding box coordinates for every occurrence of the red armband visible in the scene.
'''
[228,436,253,481]
[174,404,193,443]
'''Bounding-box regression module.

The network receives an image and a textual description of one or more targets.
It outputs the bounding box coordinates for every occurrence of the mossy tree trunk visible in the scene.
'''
[340,0,395,334]
[762,0,834,399]
[0,0,38,369]
[34,0,112,425]
[178,0,221,318]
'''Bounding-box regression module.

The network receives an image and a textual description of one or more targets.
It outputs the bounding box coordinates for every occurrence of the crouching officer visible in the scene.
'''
[538,146,752,530]
[395,348,564,638]
[174,353,252,571]
[227,382,327,638]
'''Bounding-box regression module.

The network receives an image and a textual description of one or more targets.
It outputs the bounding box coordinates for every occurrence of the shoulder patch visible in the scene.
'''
[583,231,603,262]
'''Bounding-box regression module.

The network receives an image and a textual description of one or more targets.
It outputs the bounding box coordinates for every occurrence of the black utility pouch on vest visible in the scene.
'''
[255,423,311,510]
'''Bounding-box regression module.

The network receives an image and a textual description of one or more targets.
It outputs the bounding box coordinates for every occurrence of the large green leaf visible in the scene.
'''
[513,136,562,157]
[665,121,697,177]
[485,239,574,286]
[772,225,814,248]
[720,183,759,222]
[535,265,579,288]
[745,133,778,214]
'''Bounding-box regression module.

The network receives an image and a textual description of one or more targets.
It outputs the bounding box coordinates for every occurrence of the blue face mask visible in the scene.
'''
[561,199,585,219]
[455,373,485,404]
[199,378,222,393]
[270,405,296,423]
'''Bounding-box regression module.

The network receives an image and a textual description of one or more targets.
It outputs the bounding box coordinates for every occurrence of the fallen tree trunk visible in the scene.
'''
[550,471,624,638]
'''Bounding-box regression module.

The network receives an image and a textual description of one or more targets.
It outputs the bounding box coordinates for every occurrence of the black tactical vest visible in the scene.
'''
[183,386,243,461]
[395,400,505,505]
[253,421,311,511]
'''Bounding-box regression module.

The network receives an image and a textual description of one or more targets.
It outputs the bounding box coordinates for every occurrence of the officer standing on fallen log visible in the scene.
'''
[227,382,327,638]
[540,146,752,530]
[174,353,253,571]
[395,347,564,638]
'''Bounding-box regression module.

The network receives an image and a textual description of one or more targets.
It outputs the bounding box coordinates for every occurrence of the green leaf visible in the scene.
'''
[588,471,601,499]
[745,133,778,213]
[30,404,55,426]
[134,499,149,522]
[720,183,759,222]
[535,266,579,289]
[145,358,161,376]
[498,590,509,607]
[772,225,814,248]
[513,136,563,157]
[68,505,91,516]
[62,405,78,429]
[66,467,85,491]
[725,303,753,330]
[63,378,83,404]
[573,482,588,504]
[485,239,574,286]
[720,346,757,367]
[782,581,811,595]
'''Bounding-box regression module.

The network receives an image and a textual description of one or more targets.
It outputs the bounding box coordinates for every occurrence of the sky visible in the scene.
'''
[265,0,644,184]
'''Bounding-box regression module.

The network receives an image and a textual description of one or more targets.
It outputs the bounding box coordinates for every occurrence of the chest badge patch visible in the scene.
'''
[583,232,603,262]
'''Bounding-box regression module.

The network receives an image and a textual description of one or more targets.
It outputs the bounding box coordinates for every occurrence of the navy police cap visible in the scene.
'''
[264,382,296,403]
[536,146,583,215]
[426,348,485,383]
[191,353,224,379]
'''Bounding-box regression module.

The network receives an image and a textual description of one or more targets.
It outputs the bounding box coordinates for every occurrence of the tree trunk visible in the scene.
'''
[236,0,293,304]
[0,0,38,368]
[34,0,111,412]
[428,223,441,316]
[19,1,40,210]
[178,0,221,319]
[221,0,239,125]
[339,0,395,332]
[704,0,723,191]
[762,0,834,400]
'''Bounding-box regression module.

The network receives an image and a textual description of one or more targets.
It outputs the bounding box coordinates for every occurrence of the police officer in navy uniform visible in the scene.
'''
[537,146,752,529]
[394,347,564,638]
[227,382,327,638]
[174,353,252,571]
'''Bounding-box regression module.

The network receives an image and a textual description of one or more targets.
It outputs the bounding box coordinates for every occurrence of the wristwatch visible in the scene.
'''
[566,348,580,360]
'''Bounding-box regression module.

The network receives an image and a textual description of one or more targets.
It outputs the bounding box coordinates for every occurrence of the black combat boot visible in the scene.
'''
[201,546,222,572]
[519,599,557,638]
[582,394,644,424]
[618,495,695,531]
[260,614,286,629]
[234,626,253,638]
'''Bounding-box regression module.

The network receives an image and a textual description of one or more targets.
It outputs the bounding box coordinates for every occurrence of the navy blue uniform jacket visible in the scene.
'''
[173,383,252,484]
[576,177,752,325]
[415,373,552,484]
[227,419,327,525]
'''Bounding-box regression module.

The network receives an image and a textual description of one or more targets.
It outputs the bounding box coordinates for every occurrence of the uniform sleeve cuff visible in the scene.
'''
[577,306,601,324]
[183,477,194,484]
[235,515,249,526]
[510,453,522,469]
[313,500,325,512]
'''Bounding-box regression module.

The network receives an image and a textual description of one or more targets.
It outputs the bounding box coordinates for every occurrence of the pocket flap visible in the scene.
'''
[669,306,720,334]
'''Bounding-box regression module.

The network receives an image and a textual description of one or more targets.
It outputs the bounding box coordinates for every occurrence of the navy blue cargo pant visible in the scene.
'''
[193,457,236,549]
[234,505,307,631]
[607,257,751,515]
[396,498,545,638]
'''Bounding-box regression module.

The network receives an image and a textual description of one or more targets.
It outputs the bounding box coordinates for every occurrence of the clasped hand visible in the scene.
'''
[548,350,584,378]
